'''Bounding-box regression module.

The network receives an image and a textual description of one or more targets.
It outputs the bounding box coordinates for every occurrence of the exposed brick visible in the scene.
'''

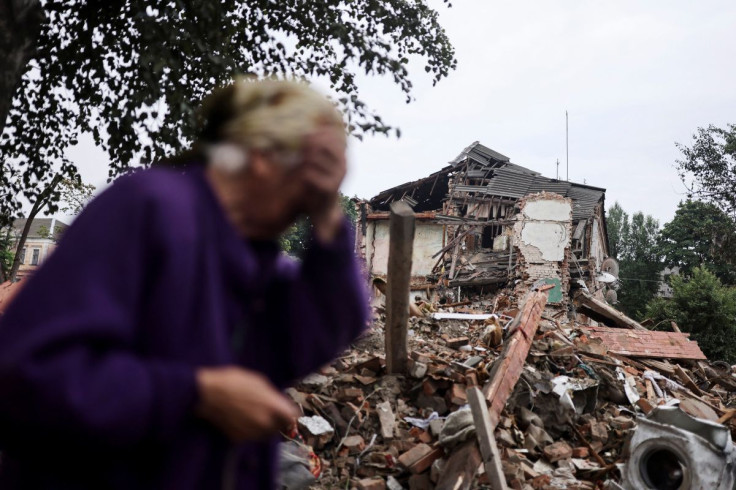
[446,336,469,349]
[582,326,706,360]
[572,447,589,458]
[398,443,433,469]
[356,477,386,490]
[408,446,444,474]
[337,387,365,402]
[343,435,366,453]
[446,383,467,406]
[543,441,572,463]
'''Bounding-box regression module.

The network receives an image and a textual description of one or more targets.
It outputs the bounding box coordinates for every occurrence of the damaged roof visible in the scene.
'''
[369,141,606,220]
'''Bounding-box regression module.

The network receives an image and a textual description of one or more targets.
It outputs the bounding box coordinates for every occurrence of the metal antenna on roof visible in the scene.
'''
[556,159,560,180]
[566,110,569,181]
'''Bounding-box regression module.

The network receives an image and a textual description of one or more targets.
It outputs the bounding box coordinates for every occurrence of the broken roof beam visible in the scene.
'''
[574,290,648,331]
[482,289,549,429]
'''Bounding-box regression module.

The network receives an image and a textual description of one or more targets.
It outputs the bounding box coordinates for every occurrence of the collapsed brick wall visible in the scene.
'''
[512,192,573,305]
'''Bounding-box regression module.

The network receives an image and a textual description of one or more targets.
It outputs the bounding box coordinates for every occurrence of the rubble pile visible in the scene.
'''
[284,289,736,490]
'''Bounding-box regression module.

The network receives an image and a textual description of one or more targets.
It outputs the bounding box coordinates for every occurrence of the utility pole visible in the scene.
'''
[566,110,569,181]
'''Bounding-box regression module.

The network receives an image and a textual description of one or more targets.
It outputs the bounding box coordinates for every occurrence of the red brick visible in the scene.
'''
[543,441,572,462]
[398,443,433,469]
[446,383,467,405]
[408,446,443,474]
[356,477,386,490]
[572,447,589,458]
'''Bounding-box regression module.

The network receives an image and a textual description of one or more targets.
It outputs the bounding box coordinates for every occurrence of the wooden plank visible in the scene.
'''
[435,441,482,490]
[482,291,548,428]
[385,202,415,375]
[674,364,704,397]
[467,387,508,490]
[718,409,736,425]
[574,290,648,331]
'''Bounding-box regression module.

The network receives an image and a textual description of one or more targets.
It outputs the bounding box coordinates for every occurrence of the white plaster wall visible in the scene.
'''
[520,222,569,262]
[367,221,444,277]
[523,200,571,221]
[590,218,606,270]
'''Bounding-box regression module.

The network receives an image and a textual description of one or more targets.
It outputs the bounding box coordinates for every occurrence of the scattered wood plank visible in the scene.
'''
[385,201,415,375]
[467,386,508,490]
[482,290,549,428]
[434,441,482,490]
[574,290,648,331]
[674,364,704,397]
[718,409,736,425]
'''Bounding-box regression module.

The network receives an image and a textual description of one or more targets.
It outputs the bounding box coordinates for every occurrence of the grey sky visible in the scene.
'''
[64,0,736,226]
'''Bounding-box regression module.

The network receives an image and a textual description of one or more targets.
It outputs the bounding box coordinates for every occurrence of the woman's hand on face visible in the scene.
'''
[299,126,348,242]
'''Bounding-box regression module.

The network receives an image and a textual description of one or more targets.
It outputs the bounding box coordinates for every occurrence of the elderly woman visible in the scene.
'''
[0,79,368,489]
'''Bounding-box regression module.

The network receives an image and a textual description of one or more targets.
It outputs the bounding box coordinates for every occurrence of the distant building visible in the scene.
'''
[657,266,680,298]
[11,218,69,279]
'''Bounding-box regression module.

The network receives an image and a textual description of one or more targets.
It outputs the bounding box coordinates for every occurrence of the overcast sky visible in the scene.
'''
[65,0,736,225]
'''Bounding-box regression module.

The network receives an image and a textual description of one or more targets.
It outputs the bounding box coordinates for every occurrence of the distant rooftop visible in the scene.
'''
[12,218,69,240]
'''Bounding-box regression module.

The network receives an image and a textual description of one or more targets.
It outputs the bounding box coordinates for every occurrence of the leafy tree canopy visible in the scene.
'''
[676,123,736,216]
[606,202,662,319]
[1,0,456,222]
[646,267,736,363]
[658,200,736,284]
[280,193,357,257]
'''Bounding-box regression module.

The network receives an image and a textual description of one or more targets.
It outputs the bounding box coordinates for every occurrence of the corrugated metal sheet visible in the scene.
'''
[485,169,536,199]
[471,142,511,163]
[453,185,491,194]
[567,186,604,220]
[374,141,606,220]
[528,179,572,195]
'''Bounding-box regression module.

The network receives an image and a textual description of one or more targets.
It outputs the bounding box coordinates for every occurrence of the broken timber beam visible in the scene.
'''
[574,290,648,331]
[467,386,508,490]
[385,201,415,374]
[434,441,482,490]
[482,290,548,429]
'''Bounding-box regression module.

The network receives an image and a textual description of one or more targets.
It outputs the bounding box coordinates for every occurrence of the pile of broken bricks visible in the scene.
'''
[284,287,736,490]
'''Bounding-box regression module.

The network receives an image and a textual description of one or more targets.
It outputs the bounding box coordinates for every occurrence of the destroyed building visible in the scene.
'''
[277,141,736,490]
[355,141,614,308]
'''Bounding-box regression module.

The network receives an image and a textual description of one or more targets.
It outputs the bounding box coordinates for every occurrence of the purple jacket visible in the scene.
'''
[0,167,368,489]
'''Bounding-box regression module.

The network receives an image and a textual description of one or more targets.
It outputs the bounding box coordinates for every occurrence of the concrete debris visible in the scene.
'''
[283,280,736,488]
[284,171,736,487]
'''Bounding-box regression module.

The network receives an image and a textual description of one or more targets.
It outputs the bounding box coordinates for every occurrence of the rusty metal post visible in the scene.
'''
[385,201,415,374]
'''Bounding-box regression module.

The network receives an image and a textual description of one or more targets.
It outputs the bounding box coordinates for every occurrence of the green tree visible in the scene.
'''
[281,194,357,257]
[676,123,736,216]
[658,200,736,284]
[0,225,14,282]
[646,267,736,362]
[606,202,629,260]
[1,1,456,224]
[7,175,94,281]
[606,202,662,319]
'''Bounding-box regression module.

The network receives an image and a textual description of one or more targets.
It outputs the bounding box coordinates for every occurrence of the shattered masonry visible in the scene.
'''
[286,142,736,490]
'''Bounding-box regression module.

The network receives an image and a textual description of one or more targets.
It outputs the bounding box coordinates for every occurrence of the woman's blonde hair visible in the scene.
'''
[197,78,344,167]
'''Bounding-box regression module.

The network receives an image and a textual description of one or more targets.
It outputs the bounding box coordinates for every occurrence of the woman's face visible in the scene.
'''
[241,152,306,239]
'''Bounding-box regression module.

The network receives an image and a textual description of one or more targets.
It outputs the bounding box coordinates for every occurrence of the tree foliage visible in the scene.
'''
[606,202,662,319]
[280,194,357,257]
[0,225,14,282]
[646,267,736,363]
[1,0,456,223]
[658,200,736,284]
[676,123,736,216]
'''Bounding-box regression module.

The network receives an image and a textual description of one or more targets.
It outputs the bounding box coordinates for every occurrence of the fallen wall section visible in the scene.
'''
[513,192,572,305]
